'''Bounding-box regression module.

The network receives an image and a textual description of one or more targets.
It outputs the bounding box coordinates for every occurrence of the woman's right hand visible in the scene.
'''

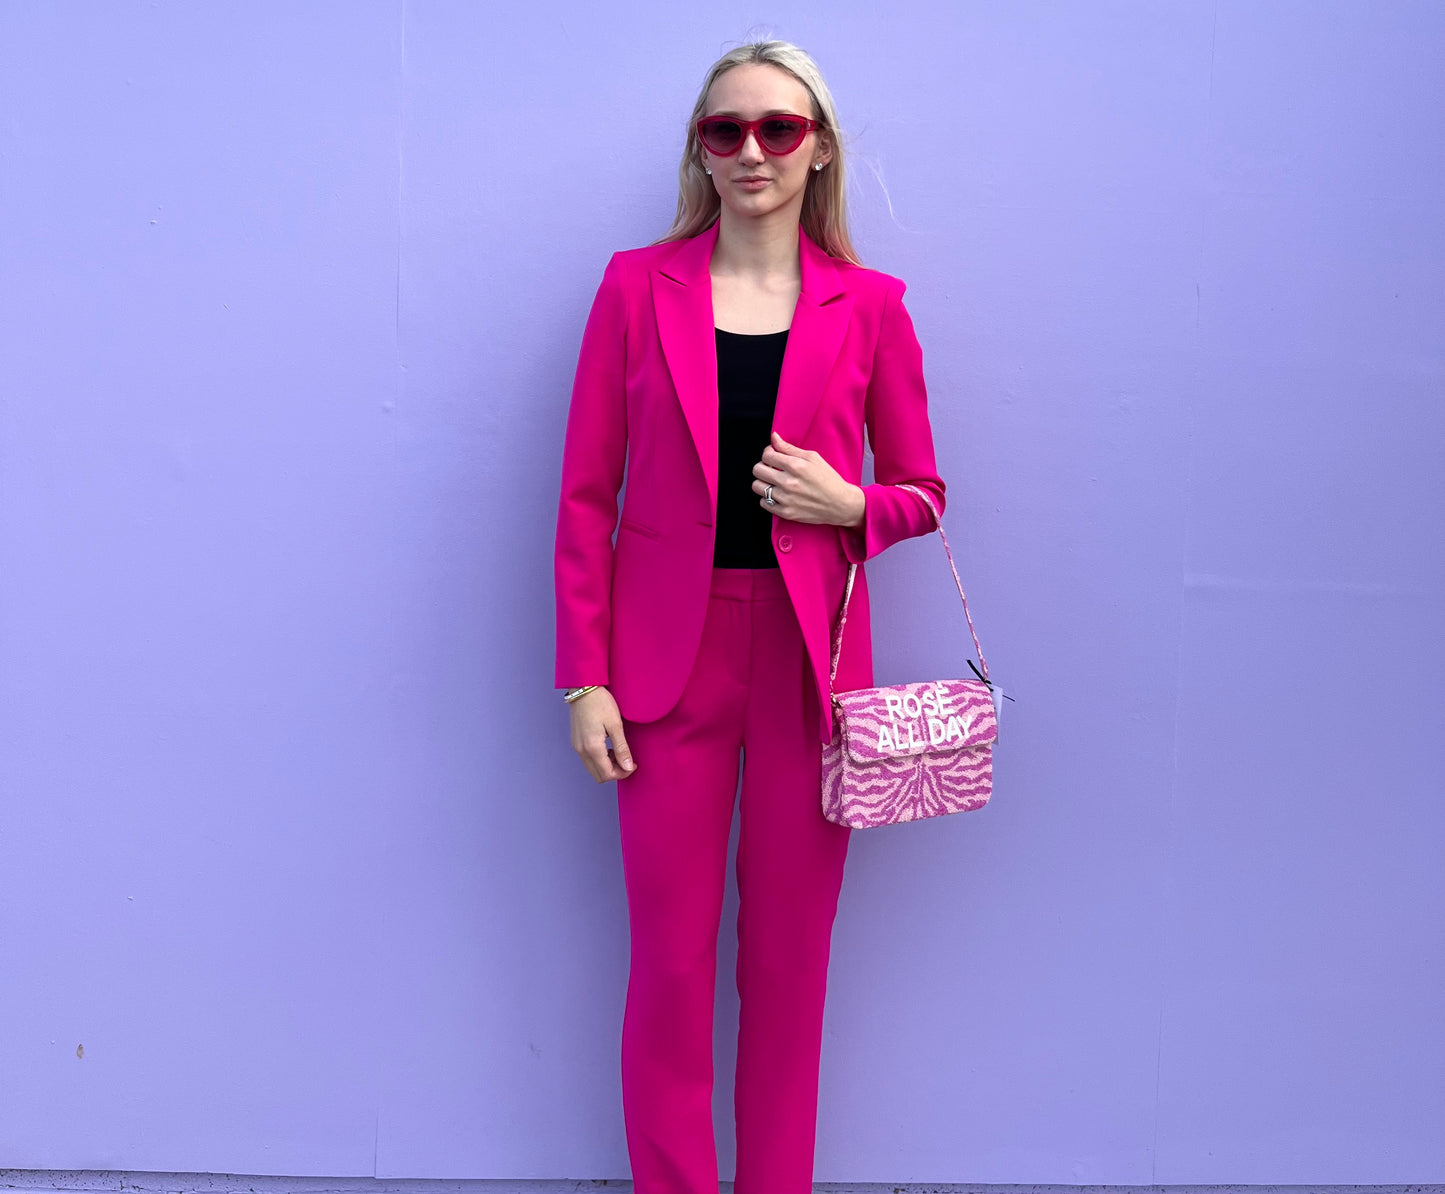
[569,686,637,783]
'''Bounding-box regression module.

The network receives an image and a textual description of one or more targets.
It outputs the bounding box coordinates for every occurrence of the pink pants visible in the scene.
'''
[616,566,853,1194]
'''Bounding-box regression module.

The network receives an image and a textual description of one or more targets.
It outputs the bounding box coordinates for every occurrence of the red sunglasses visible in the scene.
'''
[695,113,822,157]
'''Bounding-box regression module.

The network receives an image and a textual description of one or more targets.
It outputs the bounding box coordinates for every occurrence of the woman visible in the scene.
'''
[553,39,947,1194]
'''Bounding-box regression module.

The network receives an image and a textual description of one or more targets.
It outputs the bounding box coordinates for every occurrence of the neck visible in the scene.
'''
[709,209,802,283]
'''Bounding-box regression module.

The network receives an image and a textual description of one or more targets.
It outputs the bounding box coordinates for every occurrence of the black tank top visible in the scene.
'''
[713,326,787,568]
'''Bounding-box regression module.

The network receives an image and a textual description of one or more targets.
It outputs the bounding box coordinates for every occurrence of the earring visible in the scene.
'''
[814,162,823,170]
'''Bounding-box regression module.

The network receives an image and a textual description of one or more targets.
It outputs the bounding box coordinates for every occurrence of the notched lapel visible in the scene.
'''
[777,253,852,448]
[651,219,853,517]
[651,225,719,513]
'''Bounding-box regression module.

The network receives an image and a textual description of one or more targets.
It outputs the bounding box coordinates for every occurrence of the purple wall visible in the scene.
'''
[1,0,1441,1184]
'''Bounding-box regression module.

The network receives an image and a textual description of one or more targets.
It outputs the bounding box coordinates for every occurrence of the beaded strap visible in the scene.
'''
[828,483,990,692]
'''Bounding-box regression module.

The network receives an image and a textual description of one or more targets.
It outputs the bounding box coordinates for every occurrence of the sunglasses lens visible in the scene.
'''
[759,117,806,153]
[700,119,742,153]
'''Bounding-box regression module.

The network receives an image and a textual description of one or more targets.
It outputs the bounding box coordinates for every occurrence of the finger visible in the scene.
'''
[752,459,786,484]
[772,431,816,461]
[584,735,612,782]
[607,720,636,773]
[752,476,794,504]
[764,450,815,481]
[753,476,793,511]
[779,434,824,466]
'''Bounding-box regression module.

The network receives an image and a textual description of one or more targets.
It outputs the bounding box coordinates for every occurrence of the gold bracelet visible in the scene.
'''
[562,685,599,703]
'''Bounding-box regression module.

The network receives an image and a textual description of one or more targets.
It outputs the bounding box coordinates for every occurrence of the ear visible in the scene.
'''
[815,127,833,169]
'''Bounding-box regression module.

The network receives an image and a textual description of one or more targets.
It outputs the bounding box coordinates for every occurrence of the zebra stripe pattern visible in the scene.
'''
[821,678,997,829]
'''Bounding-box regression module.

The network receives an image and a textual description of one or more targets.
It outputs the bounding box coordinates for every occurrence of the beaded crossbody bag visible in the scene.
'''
[821,484,1005,828]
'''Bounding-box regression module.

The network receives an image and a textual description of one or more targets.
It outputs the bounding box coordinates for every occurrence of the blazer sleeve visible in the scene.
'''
[554,251,629,688]
[837,276,947,565]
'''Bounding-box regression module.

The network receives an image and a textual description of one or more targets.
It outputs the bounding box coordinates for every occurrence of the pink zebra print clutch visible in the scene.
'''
[821,484,1001,829]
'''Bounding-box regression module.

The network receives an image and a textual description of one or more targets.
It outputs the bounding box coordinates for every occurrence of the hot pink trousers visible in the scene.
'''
[616,566,853,1194]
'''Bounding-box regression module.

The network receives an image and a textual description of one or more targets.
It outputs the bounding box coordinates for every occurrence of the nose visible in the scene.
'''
[739,129,765,160]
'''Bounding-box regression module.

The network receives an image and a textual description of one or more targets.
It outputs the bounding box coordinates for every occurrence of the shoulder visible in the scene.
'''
[594,239,908,311]
[583,241,678,300]
[833,258,908,314]
[604,239,685,276]
[833,257,901,289]
[615,239,677,265]
[830,259,912,340]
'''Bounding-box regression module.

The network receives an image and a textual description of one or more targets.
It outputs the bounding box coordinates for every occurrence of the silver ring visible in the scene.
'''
[764,484,776,505]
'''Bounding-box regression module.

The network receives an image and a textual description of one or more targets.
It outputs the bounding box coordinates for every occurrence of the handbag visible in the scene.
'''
[821,483,1002,829]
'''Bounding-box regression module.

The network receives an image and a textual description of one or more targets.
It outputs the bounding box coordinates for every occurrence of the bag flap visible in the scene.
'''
[833,678,997,764]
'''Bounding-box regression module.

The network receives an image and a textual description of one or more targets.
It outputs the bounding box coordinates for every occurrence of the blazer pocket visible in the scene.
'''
[618,515,662,542]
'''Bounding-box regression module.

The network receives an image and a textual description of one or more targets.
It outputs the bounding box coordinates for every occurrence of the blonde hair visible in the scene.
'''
[650,39,864,266]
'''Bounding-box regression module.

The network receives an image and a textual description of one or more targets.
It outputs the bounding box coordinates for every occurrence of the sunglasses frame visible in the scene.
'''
[695,113,823,157]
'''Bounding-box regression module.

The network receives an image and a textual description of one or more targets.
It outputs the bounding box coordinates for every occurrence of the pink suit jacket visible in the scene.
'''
[554,218,947,746]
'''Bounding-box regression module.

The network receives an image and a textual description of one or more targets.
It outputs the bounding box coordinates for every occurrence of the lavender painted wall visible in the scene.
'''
[1,0,1441,1185]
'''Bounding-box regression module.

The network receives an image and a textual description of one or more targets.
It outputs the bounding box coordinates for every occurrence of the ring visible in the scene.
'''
[764,484,776,505]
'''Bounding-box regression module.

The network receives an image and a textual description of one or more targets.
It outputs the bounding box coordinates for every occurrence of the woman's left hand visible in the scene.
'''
[752,431,866,528]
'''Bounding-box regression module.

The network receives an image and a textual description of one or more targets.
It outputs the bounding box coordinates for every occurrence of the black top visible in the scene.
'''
[713,326,788,568]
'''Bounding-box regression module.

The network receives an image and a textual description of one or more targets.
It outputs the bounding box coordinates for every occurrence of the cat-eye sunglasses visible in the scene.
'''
[695,113,823,157]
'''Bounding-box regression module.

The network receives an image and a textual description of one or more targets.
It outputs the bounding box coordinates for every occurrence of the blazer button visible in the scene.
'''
[777,534,793,552]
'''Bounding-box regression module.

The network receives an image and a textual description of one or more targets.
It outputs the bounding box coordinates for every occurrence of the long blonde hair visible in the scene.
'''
[650,39,864,266]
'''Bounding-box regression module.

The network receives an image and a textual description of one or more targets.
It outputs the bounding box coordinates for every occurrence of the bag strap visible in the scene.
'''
[827,482,990,692]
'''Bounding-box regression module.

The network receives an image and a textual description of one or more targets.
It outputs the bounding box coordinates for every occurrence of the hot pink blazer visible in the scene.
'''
[553,217,947,746]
